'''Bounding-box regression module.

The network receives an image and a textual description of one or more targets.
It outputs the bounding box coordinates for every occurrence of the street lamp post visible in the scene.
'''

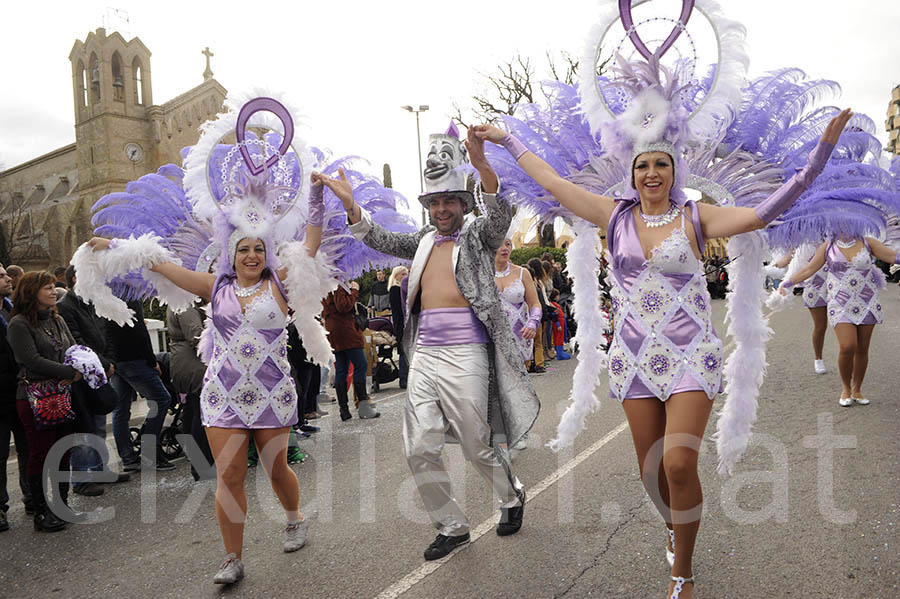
[401,104,429,225]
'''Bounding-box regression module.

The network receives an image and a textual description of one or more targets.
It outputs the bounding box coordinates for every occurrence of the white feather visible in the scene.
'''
[620,89,671,147]
[71,244,135,326]
[714,232,771,475]
[278,241,338,368]
[549,221,610,451]
[70,234,199,326]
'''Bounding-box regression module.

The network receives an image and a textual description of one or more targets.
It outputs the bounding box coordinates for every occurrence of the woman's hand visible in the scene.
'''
[87,237,112,252]
[820,108,853,145]
[318,168,354,211]
[465,125,491,171]
[471,124,508,144]
[522,325,537,340]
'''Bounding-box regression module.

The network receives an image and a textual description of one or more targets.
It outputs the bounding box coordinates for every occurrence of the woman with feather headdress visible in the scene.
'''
[71,94,415,585]
[473,2,852,596]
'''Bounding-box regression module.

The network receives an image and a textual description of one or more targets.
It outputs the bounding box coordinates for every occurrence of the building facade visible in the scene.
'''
[0,27,226,269]
[887,84,900,156]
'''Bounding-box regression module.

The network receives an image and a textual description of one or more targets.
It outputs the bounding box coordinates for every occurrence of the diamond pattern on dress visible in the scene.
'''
[635,336,685,399]
[255,356,286,392]
[826,252,884,327]
[217,358,242,391]
[608,223,720,402]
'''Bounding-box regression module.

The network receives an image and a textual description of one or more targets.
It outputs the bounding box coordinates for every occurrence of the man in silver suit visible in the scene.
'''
[319,122,539,561]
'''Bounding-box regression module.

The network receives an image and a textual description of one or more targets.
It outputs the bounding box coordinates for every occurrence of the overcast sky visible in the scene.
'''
[2,0,898,225]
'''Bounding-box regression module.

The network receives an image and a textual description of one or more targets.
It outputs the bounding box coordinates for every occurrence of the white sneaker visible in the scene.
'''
[814,360,827,374]
[283,519,309,552]
[213,553,244,584]
[838,397,853,407]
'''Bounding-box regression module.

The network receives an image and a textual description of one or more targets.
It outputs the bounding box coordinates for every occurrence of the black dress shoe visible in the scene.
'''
[497,490,526,536]
[423,532,470,560]
[73,482,104,497]
[107,472,131,484]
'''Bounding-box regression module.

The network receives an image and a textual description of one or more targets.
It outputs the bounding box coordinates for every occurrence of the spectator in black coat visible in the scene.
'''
[57,266,128,496]
[0,265,31,531]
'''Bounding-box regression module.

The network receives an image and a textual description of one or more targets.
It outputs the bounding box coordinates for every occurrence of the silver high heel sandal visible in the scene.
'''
[666,528,675,567]
[669,575,694,598]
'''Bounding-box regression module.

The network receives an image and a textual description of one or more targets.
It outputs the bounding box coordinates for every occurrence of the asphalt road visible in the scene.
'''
[1,290,898,598]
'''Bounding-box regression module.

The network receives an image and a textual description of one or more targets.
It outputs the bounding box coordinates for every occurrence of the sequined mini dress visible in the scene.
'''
[606,203,723,401]
[824,240,884,327]
[201,275,298,428]
[498,267,533,361]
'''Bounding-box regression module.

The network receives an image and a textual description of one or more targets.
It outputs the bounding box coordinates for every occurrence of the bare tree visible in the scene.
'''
[0,194,41,263]
[452,50,601,248]
[452,50,598,128]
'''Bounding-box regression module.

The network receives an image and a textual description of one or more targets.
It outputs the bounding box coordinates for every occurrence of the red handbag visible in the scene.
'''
[25,379,75,430]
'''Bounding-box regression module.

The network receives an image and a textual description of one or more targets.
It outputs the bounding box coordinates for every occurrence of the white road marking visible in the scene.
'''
[372,419,630,599]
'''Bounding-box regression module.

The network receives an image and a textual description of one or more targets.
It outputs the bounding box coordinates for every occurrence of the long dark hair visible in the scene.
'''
[11,271,58,325]
[527,258,545,281]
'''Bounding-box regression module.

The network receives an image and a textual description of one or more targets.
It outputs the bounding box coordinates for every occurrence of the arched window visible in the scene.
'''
[132,57,144,105]
[77,60,87,108]
[89,52,101,103]
[111,51,124,101]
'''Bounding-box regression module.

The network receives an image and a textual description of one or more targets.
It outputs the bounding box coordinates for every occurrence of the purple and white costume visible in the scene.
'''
[824,241,885,327]
[607,204,722,401]
[498,268,533,361]
[802,267,829,309]
[201,275,298,428]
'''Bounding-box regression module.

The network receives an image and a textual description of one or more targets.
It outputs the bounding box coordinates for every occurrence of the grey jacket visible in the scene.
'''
[166,306,207,396]
[350,188,539,447]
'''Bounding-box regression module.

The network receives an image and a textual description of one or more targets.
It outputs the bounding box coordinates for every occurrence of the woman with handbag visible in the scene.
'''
[8,271,82,532]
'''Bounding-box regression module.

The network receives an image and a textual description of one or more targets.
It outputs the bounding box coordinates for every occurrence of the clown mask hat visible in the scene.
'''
[418,121,475,213]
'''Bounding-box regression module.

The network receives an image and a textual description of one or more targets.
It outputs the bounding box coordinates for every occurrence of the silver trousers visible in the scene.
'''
[403,344,522,537]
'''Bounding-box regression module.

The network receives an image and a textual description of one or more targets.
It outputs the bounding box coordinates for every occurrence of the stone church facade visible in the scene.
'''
[0,27,226,270]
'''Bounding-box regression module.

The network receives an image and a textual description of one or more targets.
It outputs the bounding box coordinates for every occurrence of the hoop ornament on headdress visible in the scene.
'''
[579,0,747,147]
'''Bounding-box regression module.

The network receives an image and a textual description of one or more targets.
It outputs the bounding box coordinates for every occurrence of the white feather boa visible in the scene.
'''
[278,241,338,367]
[714,232,772,475]
[549,221,610,451]
[765,243,814,311]
[71,234,199,326]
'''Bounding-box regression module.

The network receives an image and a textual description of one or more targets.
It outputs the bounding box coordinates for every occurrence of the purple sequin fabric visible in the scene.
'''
[200,275,298,428]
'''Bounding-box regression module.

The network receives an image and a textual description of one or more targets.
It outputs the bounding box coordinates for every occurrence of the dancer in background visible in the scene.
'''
[780,236,899,406]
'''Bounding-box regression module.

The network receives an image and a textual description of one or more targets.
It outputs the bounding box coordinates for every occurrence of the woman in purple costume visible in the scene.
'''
[781,236,900,406]
[85,174,330,584]
[475,108,850,598]
[774,246,830,374]
[494,238,541,364]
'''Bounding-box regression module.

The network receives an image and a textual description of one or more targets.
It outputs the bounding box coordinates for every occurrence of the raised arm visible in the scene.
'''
[305,173,326,257]
[472,124,616,230]
[865,237,900,264]
[699,109,853,240]
[779,242,827,293]
[318,168,425,260]
[465,126,510,250]
[85,237,215,300]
